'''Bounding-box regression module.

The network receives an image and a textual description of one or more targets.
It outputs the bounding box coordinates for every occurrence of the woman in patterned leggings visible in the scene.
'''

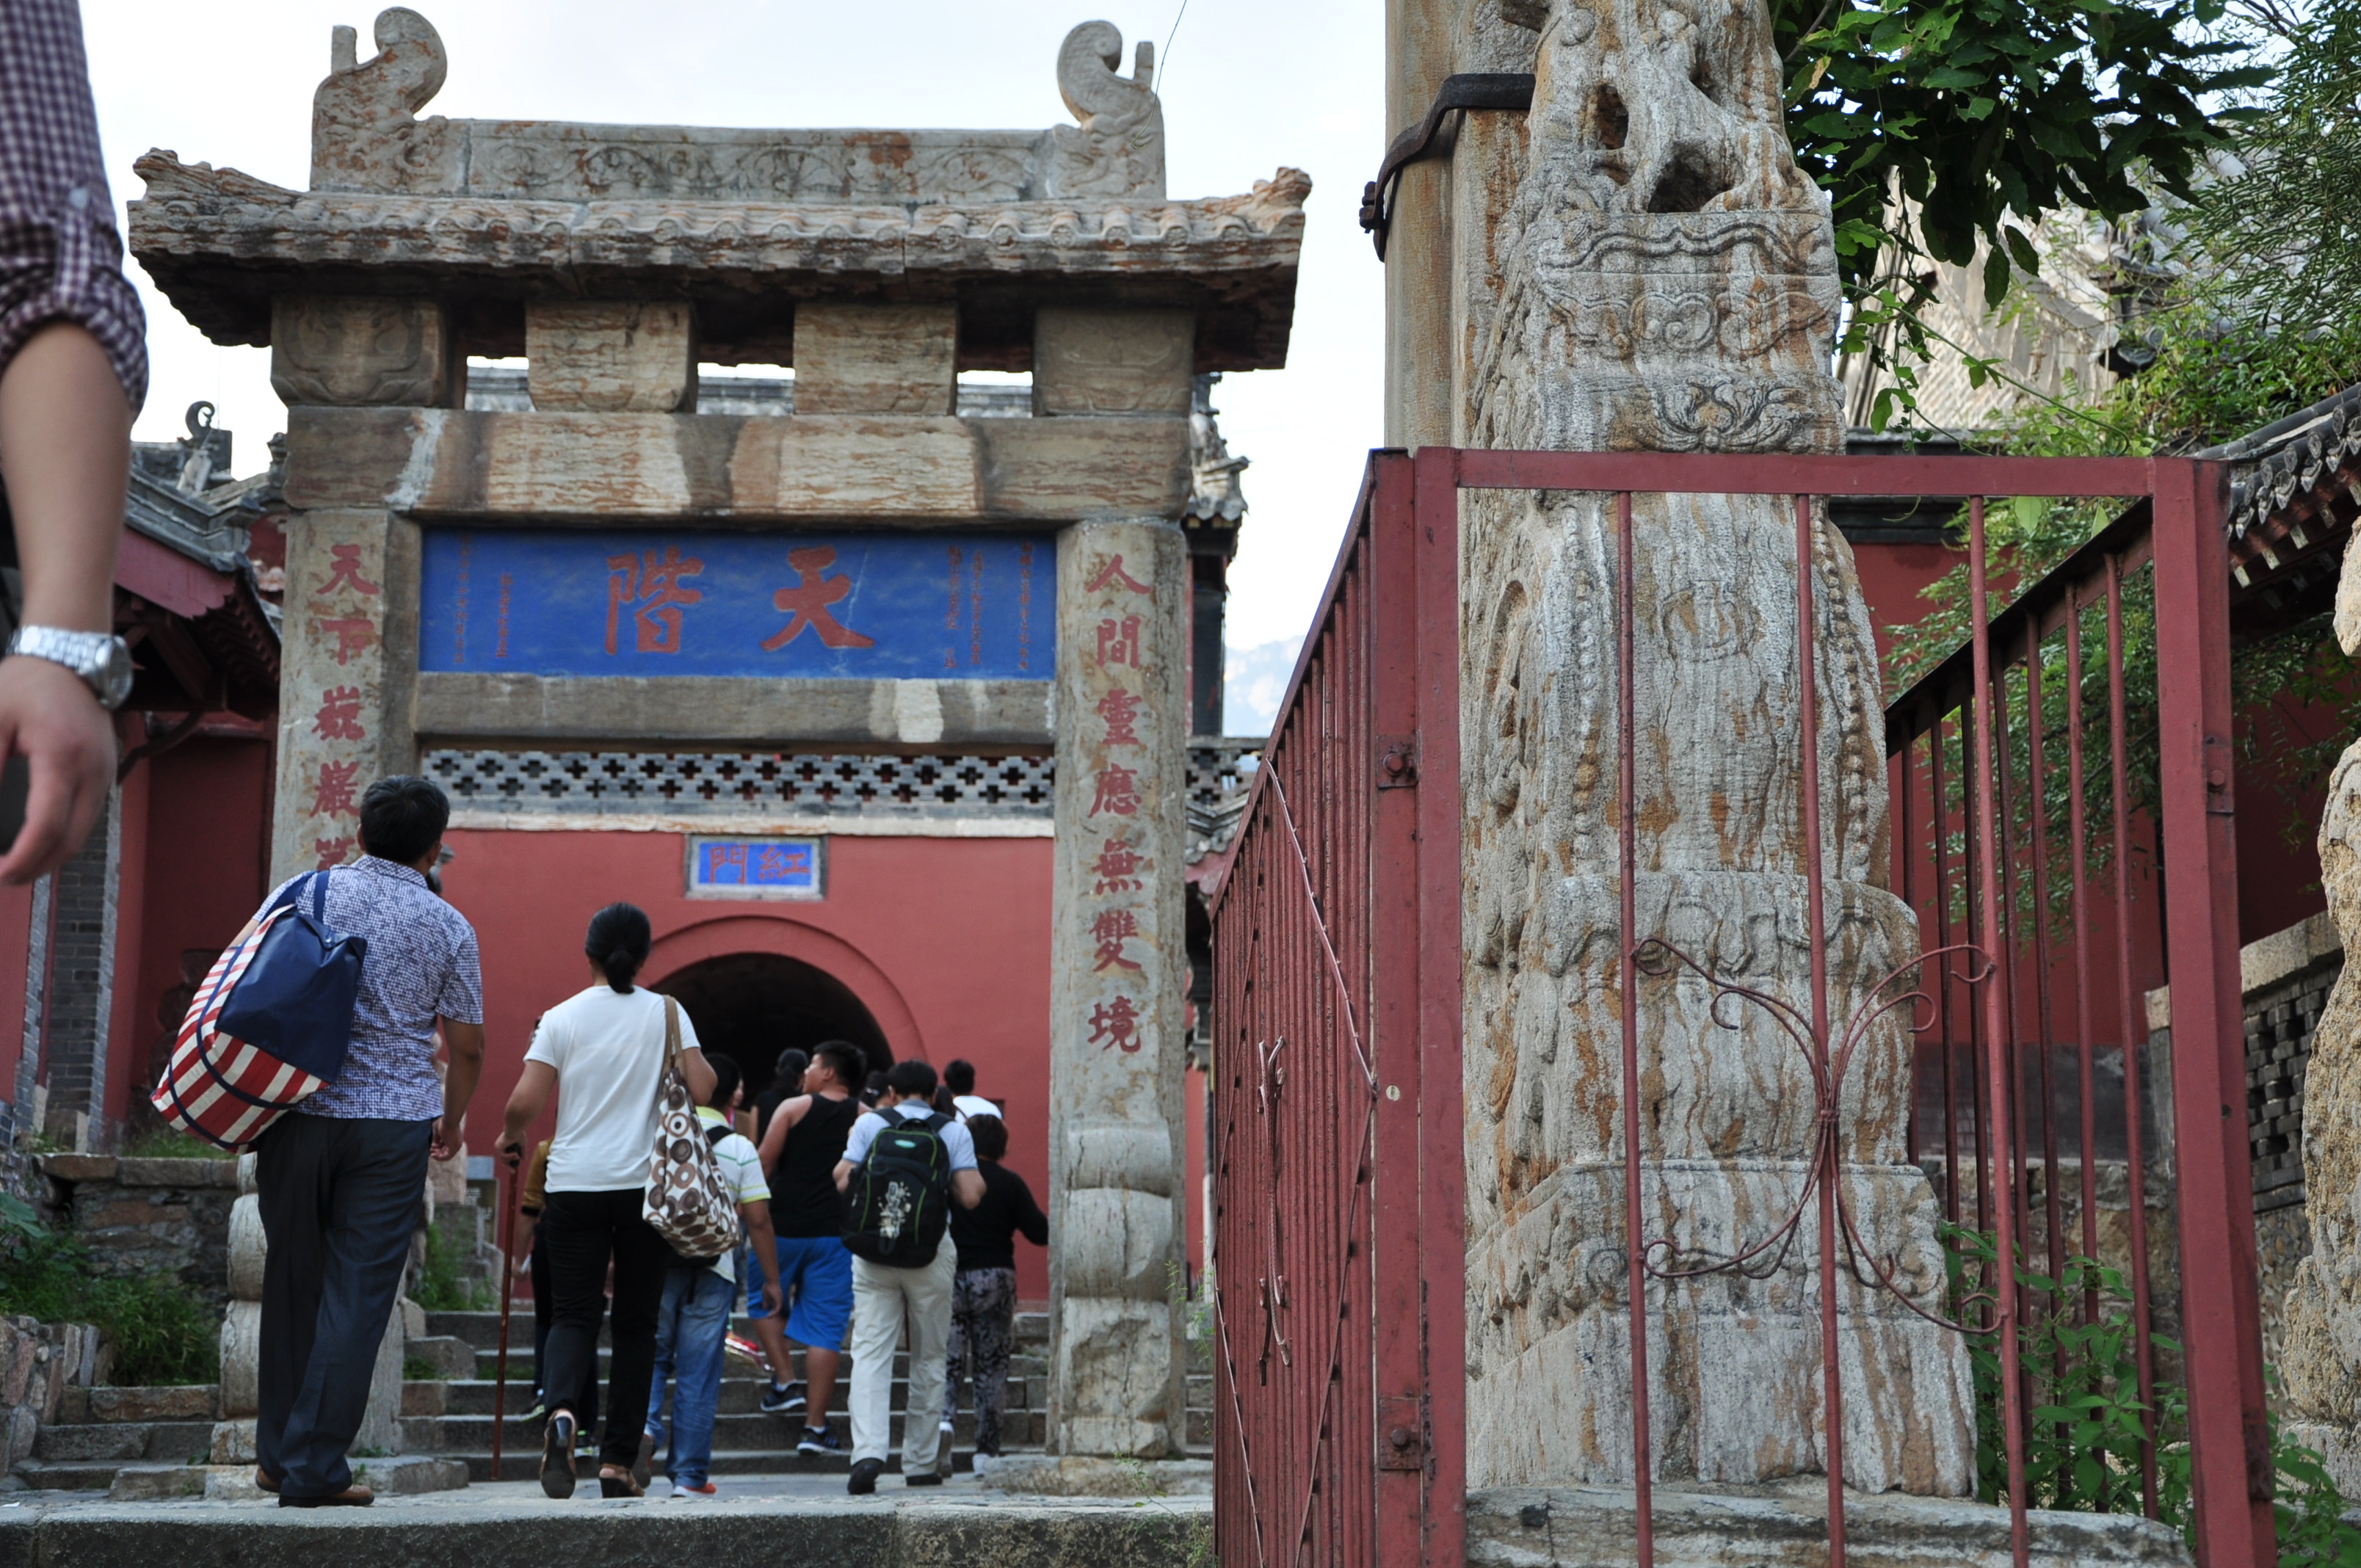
[941,1114,1046,1470]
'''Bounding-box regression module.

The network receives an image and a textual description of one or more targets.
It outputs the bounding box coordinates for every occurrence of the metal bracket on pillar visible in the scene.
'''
[1359,73,1536,260]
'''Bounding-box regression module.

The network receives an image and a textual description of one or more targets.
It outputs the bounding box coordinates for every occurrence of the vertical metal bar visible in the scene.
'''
[2107,554,2161,1516]
[1992,667,2036,1268]
[1932,711,1962,1223]
[1900,723,1920,1167]
[1794,494,1845,1568]
[2063,592,2102,1327]
[1968,496,2032,1568]
[2024,636,2067,1296]
[1618,490,1656,1567]
[2149,459,2274,1568]
[1962,700,1993,1238]
[1369,454,1424,1568]
[1414,449,1468,1568]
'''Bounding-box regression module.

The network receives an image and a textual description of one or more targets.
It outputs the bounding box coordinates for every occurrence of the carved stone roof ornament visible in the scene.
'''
[129,10,1309,369]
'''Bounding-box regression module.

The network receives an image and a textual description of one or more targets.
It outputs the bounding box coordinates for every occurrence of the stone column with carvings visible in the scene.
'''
[1040,306,1198,1463]
[2280,548,2361,1491]
[268,294,447,884]
[1048,515,1191,1461]
[1390,0,1974,1493]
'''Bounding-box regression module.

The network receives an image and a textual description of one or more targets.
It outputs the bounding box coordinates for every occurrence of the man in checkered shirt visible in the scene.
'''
[249,777,487,1508]
[0,1,156,884]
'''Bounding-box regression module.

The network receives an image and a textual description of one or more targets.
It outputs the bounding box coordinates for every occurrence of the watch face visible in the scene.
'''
[98,638,134,708]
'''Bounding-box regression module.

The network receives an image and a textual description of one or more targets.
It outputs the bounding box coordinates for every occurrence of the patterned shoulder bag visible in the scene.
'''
[641,996,744,1258]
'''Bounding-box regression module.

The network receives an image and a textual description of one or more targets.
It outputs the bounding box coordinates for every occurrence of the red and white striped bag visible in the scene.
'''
[150,871,366,1150]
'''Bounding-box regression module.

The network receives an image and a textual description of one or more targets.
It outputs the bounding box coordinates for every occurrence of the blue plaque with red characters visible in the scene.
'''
[419,529,1052,681]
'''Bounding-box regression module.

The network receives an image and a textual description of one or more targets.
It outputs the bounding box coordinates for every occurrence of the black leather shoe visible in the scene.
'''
[541,1411,578,1500]
[847,1457,884,1495]
[905,1470,943,1487]
[279,1485,374,1508]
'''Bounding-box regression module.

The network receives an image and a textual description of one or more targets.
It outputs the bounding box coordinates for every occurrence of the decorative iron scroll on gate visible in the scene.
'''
[1211,448,2270,1568]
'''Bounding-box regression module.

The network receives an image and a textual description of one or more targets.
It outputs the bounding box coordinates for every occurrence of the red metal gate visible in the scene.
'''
[1212,446,2271,1568]
[1209,453,1464,1568]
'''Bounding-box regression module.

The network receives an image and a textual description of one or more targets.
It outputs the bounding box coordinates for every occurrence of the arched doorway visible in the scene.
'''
[655,952,893,1100]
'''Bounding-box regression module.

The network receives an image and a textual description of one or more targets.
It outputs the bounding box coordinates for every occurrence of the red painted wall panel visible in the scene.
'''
[439,829,1059,1301]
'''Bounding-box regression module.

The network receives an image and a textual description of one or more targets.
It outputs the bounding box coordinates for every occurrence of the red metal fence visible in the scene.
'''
[1211,448,2271,1568]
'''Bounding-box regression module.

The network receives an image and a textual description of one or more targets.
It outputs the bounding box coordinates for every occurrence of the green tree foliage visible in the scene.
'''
[1771,0,2268,398]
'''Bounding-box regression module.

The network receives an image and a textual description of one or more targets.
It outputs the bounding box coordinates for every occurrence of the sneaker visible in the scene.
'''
[760,1380,806,1415]
[938,1419,954,1434]
[575,1431,598,1460]
[906,1470,943,1487]
[797,1425,844,1456]
[671,1481,717,1499]
[847,1457,884,1495]
[971,1452,998,1479]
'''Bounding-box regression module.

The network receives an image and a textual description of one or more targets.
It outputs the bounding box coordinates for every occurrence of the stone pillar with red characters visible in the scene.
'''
[1047,516,1190,1462]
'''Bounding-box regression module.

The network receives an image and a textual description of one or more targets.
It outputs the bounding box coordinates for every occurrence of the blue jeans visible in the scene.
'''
[645,1266,736,1486]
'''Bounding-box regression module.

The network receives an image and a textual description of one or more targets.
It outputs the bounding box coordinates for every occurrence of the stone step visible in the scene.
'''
[425,1373,1040,1417]
[429,1307,1051,1351]
[53,1385,220,1426]
[16,1459,131,1491]
[451,1446,1000,1484]
[467,1346,1051,1384]
[409,1407,1046,1454]
[31,1418,217,1464]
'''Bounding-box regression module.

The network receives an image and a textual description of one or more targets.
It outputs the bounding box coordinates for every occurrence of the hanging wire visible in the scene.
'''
[1158,0,1192,92]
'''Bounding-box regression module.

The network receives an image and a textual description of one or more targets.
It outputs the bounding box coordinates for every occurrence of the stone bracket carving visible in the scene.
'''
[1045,22,1167,201]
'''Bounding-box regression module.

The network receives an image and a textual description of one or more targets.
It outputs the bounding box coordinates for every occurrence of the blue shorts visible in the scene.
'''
[749,1235,853,1351]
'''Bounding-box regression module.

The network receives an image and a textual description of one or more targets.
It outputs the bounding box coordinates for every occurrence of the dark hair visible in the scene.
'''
[706,1053,741,1112]
[774,1048,810,1092]
[811,1042,865,1092]
[968,1113,1007,1161]
[358,775,450,865]
[584,902,653,993]
[860,1070,887,1107]
[944,1059,976,1096]
[886,1059,938,1101]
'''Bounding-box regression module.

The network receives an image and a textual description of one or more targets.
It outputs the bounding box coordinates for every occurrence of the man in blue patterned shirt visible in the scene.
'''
[253,776,485,1508]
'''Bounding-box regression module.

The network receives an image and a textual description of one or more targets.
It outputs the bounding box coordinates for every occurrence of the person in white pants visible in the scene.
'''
[833,1060,984,1492]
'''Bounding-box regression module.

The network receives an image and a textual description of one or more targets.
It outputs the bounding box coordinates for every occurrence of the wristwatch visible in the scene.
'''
[7,627,134,710]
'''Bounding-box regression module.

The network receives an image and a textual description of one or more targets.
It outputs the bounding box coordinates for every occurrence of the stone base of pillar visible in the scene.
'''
[1465,1485,2192,1568]
[976,1456,1213,1497]
[1468,1161,1973,1496]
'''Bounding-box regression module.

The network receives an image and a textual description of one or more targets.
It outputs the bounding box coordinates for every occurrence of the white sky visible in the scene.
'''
[78,0,1386,651]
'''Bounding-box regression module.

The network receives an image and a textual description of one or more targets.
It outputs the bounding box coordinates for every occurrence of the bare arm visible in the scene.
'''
[952,1169,985,1209]
[433,1018,485,1161]
[741,1201,783,1315]
[0,324,126,884]
[498,1059,559,1163]
[680,1045,716,1106]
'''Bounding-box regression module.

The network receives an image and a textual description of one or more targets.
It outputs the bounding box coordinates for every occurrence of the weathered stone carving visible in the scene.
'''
[269,295,456,408]
[1048,520,1190,1459]
[525,300,697,414]
[793,305,958,417]
[1045,23,1166,201]
[129,154,1310,369]
[1448,0,1970,1495]
[1034,308,1196,417]
[302,10,1163,204]
[2280,540,2361,1491]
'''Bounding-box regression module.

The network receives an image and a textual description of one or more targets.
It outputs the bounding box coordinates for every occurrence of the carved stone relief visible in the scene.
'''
[269,294,456,407]
[303,10,1166,205]
[1034,308,1196,417]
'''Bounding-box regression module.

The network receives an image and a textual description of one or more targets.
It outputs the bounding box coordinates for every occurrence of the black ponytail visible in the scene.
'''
[584,902,653,993]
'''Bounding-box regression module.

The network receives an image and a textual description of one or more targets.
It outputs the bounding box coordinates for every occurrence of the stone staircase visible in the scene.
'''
[12,1385,220,1494]
[405,1308,1214,1482]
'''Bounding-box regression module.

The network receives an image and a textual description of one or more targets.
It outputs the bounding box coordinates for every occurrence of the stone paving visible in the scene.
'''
[0,1476,1213,1567]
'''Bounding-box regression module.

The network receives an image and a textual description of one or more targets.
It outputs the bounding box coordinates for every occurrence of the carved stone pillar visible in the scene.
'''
[268,507,418,885]
[1392,0,1973,1493]
[2280,545,2361,1491]
[793,305,957,415]
[1046,518,1190,1458]
[526,300,697,413]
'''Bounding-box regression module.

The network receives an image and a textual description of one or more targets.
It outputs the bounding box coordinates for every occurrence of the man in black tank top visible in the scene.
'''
[751,1042,866,1451]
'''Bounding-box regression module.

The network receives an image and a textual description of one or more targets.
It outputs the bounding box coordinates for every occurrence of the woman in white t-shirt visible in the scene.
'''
[497,903,714,1500]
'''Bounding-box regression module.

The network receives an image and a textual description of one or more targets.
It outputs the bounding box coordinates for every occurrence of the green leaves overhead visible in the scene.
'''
[1774,0,2266,297]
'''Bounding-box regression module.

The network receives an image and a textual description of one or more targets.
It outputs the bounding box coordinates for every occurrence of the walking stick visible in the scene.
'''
[492,1155,522,1480]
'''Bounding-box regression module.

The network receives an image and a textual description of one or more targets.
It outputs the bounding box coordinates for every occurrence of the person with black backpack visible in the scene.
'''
[831,1059,984,1494]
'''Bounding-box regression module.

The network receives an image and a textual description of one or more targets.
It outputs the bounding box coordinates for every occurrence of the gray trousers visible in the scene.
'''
[255,1114,430,1498]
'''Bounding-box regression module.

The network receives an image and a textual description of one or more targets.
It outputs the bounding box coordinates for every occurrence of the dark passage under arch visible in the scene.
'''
[654,951,893,1101]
